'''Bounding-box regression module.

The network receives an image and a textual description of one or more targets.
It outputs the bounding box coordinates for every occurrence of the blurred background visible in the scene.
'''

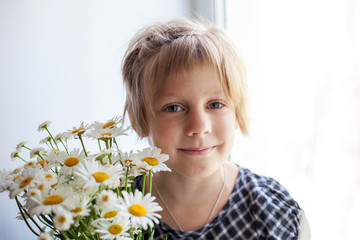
[0,0,359,239]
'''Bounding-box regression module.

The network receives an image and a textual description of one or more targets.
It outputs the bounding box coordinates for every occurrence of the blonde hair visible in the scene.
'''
[122,18,249,137]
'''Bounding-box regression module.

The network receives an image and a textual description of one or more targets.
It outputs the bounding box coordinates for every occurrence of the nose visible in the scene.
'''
[185,109,211,136]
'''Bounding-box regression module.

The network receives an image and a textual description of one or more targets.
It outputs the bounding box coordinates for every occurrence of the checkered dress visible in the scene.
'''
[135,166,302,240]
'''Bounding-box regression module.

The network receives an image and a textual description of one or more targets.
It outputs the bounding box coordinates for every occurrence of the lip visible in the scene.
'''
[178,146,215,156]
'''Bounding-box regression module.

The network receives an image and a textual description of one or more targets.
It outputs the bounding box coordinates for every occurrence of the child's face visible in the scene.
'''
[148,64,237,178]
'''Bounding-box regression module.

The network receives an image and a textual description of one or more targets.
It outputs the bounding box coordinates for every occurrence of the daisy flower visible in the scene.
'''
[120,189,162,230]
[68,176,98,197]
[74,158,123,189]
[56,148,86,175]
[119,150,143,178]
[0,169,13,193]
[38,120,52,132]
[86,116,129,141]
[16,141,28,152]
[67,122,89,138]
[119,150,137,168]
[38,232,54,240]
[86,126,127,141]
[39,136,52,145]
[9,167,42,198]
[95,116,125,130]
[96,190,120,209]
[54,132,70,142]
[133,147,171,173]
[39,171,58,187]
[30,147,46,159]
[29,187,73,215]
[92,146,117,164]
[36,157,52,170]
[65,194,91,218]
[53,210,74,231]
[10,151,20,161]
[93,216,132,240]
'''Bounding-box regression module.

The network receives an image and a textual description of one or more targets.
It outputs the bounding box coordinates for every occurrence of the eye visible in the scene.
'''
[207,102,224,109]
[165,105,183,112]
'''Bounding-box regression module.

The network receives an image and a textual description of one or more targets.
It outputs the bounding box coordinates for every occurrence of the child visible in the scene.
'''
[122,19,304,239]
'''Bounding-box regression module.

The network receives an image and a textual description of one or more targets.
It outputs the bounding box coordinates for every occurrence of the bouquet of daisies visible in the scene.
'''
[0,116,171,240]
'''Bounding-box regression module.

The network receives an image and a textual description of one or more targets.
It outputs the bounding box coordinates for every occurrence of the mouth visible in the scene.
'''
[178,146,215,156]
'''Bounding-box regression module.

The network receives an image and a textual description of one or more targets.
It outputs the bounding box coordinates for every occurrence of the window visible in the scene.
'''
[225,1,360,239]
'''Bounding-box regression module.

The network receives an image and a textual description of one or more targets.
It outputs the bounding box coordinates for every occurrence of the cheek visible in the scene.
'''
[149,120,180,148]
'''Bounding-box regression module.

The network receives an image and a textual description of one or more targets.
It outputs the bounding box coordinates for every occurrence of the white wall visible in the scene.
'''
[0,1,210,239]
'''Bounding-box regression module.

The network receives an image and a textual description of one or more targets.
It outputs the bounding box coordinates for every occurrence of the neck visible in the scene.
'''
[150,161,238,231]
[153,164,225,203]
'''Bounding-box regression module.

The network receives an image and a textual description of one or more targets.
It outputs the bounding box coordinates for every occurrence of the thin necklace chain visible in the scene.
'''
[153,165,227,232]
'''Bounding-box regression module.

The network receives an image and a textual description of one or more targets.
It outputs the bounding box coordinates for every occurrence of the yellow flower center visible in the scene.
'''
[108,224,123,235]
[142,157,158,166]
[104,211,118,218]
[19,177,33,188]
[13,175,24,182]
[125,159,136,167]
[129,204,147,217]
[45,174,53,180]
[103,121,116,129]
[58,216,66,223]
[100,133,112,137]
[43,195,63,205]
[72,128,84,134]
[70,207,82,214]
[27,162,36,167]
[139,167,149,173]
[64,157,79,167]
[38,184,44,191]
[102,195,109,201]
[37,160,49,168]
[92,172,110,183]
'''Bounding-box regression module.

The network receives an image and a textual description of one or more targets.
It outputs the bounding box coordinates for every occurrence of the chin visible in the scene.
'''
[174,162,222,179]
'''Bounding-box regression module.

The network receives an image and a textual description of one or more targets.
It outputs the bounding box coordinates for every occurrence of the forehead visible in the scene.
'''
[154,64,225,99]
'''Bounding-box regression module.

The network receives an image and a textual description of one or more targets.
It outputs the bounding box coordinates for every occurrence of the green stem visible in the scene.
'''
[116,186,121,197]
[105,140,112,164]
[46,141,53,150]
[142,173,146,196]
[48,140,54,150]
[113,138,120,152]
[125,167,129,193]
[68,229,78,239]
[60,231,71,239]
[78,134,88,157]
[23,145,32,151]
[18,201,43,232]
[78,217,95,240]
[37,216,56,231]
[36,153,45,161]
[149,170,153,194]
[59,139,69,154]
[108,153,112,165]
[17,155,28,163]
[81,232,91,240]
[15,196,39,236]
[40,214,54,226]
[45,127,60,150]
[97,139,102,151]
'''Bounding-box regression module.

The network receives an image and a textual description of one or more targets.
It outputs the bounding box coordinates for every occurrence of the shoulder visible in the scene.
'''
[233,166,302,238]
